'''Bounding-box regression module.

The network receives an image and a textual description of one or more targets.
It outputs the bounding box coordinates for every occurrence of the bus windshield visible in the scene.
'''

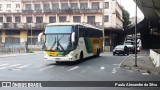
[45,34,72,51]
[44,26,73,51]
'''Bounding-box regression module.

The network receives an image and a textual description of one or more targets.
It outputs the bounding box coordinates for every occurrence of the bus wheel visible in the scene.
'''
[80,52,83,60]
[56,61,61,64]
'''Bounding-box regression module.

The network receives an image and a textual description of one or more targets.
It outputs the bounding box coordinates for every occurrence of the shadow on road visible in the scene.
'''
[46,56,101,66]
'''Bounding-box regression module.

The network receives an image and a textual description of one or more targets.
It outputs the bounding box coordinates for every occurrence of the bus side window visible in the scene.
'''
[79,26,85,37]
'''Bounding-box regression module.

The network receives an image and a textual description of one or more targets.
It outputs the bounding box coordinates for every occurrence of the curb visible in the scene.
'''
[119,56,131,67]
[0,53,34,58]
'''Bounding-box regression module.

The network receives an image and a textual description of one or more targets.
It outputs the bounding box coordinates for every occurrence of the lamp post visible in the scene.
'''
[102,0,105,52]
[134,0,138,67]
[30,23,32,49]
[30,0,33,50]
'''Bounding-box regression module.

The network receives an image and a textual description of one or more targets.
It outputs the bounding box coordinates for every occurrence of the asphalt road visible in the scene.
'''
[0,51,159,90]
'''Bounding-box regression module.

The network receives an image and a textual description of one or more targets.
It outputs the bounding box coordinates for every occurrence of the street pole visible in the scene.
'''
[30,0,33,50]
[134,0,138,67]
[31,23,32,49]
[102,0,105,52]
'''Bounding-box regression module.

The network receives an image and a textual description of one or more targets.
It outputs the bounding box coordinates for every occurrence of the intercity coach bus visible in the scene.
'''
[38,23,103,63]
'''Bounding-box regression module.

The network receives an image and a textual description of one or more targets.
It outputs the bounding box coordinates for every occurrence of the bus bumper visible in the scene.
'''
[44,55,77,61]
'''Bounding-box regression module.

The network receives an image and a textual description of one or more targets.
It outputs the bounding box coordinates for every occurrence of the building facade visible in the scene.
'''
[0,0,123,50]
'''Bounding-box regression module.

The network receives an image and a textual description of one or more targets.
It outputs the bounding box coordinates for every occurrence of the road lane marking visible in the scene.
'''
[127,70,133,72]
[113,64,119,66]
[100,66,105,70]
[67,66,79,71]
[0,63,9,67]
[142,73,150,75]
[17,64,31,69]
[112,68,117,73]
[35,65,42,67]
[119,56,130,67]
[38,66,55,71]
[0,64,21,69]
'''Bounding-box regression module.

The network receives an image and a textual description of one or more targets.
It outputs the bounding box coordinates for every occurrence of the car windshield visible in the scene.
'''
[115,45,124,49]
[125,42,134,45]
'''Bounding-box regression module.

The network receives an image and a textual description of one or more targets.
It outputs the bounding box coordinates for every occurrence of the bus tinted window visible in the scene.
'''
[79,26,102,38]
[45,26,73,33]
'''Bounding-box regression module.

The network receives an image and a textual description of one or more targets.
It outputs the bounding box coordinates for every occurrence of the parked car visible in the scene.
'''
[113,45,129,56]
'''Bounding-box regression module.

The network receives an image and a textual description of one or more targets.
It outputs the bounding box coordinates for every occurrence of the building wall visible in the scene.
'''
[0,0,123,46]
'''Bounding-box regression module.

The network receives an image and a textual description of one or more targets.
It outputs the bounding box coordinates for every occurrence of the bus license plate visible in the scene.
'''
[55,58,60,60]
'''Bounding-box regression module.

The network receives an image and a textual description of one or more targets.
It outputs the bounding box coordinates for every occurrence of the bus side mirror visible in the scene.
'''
[38,32,44,42]
[71,32,75,43]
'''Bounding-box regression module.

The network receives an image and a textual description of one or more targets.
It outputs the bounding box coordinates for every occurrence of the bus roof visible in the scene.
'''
[46,22,102,30]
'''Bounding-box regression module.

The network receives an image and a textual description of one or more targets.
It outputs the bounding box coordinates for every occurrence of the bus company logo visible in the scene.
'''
[2,82,12,87]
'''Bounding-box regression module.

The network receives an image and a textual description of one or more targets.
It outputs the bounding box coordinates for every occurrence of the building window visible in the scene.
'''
[5,31,20,35]
[52,3,59,9]
[7,10,11,12]
[49,16,56,23]
[104,15,109,22]
[15,16,21,23]
[7,4,11,8]
[16,4,20,8]
[0,17,3,22]
[25,4,31,10]
[59,16,66,22]
[35,4,41,10]
[43,4,50,10]
[5,37,20,44]
[6,17,12,22]
[92,2,99,9]
[87,16,95,24]
[70,3,78,9]
[36,17,43,23]
[26,17,32,23]
[61,3,68,9]
[80,3,88,9]
[73,16,81,22]
[105,2,109,9]
[16,10,20,12]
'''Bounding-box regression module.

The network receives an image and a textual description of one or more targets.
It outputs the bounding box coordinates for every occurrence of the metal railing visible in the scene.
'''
[0,44,25,54]
[0,22,102,30]
[22,8,102,14]
[0,23,46,30]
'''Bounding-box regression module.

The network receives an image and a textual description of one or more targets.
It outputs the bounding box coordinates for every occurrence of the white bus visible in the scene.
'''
[38,23,103,63]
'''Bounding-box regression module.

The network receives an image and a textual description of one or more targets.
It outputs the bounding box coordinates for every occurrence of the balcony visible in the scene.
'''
[86,22,102,29]
[22,0,48,2]
[0,23,47,30]
[22,8,102,15]
[22,0,68,2]
[52,9,103,14]
[22,10,34,14]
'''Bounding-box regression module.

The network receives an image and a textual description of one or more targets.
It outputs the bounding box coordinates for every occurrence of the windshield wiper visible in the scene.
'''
[56,35,65,51]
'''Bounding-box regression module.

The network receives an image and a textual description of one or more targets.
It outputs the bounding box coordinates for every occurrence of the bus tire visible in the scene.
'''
[79,52,83,61]
[56,61,61,64]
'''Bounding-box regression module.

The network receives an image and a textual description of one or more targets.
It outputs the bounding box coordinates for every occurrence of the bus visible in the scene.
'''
[38,23,103,63]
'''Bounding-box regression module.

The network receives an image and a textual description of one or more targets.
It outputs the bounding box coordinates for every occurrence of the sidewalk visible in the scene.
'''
[120,55,160,75]
[0,51,43,58]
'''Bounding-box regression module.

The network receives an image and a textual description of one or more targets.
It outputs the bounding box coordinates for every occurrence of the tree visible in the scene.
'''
[123,8,131,30]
